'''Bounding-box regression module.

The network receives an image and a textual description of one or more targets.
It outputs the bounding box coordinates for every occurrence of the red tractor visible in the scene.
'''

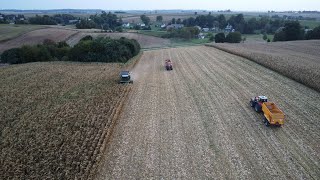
[165,59,173,71]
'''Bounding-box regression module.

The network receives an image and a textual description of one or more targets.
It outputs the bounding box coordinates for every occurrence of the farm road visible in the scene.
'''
[97,46,320,179]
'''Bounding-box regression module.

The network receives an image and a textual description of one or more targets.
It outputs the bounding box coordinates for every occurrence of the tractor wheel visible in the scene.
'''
[255,104,261,113]
[250,100,254,107]
[264,119,270,127]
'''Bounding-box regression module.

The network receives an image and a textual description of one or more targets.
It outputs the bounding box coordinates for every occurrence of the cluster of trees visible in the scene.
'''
[140,15,151,25]
[215,32,242,43]
[69,37,140,63]
[0,14,26,24]
[162,27,200,40]
[29,15,58,25]
[273,22,320,41]
[6,14,79,25]
[76,11,122,30]
[0,37,141,64]
[305,25,320,40]
[0,39,70,64]
[181,14,289,34]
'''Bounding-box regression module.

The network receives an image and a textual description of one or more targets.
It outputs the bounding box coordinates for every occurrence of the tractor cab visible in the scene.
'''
[257,96,268,102]
[119,71,133,84]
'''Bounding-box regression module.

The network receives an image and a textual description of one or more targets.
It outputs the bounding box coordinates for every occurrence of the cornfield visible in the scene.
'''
[0,55,140,179]
[206,40,320,92]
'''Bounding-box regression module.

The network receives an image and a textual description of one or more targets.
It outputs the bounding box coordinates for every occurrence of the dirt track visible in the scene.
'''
[97,46,320,179]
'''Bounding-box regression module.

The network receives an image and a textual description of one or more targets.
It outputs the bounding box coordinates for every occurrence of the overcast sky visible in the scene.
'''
[1,0,320,11]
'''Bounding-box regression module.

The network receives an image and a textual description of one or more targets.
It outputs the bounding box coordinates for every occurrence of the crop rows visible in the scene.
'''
[206,40,320,92]
[0,59,138,179]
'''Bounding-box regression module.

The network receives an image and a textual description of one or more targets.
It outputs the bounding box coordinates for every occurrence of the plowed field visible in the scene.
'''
[97,46,320,179]
[0,28,77,53]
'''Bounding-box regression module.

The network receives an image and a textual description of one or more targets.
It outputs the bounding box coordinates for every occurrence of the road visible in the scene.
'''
[96,46,320,179]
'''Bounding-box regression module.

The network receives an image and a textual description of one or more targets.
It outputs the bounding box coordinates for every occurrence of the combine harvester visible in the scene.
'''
[250,96,285,127]
[165,59,173,71]
[119,71,133,84]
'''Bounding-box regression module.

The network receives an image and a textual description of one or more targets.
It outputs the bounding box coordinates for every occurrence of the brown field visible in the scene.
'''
[206,40,320,92]
[96,46,320,179]
[0,56,141,179]
[1,45,320,179]
[67,32,171,49]
[0,28,78,53]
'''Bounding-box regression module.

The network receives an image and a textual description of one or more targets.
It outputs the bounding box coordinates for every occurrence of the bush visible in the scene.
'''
[206,33,214,42]
[226,32,242,43]
[1,37,141,64]
[80,35,93,42]
[305,25,320,40]
[0,48,22,64]
[215,33,225,43]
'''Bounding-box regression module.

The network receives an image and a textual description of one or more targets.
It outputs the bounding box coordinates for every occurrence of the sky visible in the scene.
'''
[1,0,320,11]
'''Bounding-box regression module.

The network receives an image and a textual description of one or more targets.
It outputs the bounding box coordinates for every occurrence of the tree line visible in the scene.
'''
[76,11,123,31]
[0,36,141,64]
[0,13,79,25]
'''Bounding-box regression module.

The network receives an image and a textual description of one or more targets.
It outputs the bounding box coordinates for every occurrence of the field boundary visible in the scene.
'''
[205,43,320,92]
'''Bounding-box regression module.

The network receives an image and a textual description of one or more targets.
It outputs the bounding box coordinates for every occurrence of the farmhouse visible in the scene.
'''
[122,23,131,28]
[202,28,210,32]
[166,24,184,30]
[69,20,79,24]
[225,24,234,32]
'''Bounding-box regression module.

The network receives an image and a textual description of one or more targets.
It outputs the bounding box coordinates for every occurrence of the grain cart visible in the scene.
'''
[165,59,173,71]
[119,71,133,84]
[250,96,285,126]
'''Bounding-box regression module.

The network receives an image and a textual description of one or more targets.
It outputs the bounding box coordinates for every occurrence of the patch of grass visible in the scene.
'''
[242,34,274,42]
[0,24,46,42]
[299,20,320,29]
[138,30,169,38]
[170,38,211,47]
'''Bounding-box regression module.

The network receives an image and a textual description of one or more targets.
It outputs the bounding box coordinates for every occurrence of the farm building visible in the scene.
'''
[225,24,234,32]
[166,24,184,30]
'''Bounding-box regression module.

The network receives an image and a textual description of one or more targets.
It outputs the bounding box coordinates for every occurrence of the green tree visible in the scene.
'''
[156,15,163,22]
[226,32,242,43]
[263,33,268,41]
[171,18,176,24]
[140,15,150,25]
[283,21,304,41]
[215,33,225,43]
[217,14,227,29]
[305,25,320,40]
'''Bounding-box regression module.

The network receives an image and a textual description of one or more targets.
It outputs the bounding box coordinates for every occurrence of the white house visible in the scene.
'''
[122,23,130,28]
[161,24,166,28]
[225,24,234,32]
[166,24,184,30]
[202,28,210,32]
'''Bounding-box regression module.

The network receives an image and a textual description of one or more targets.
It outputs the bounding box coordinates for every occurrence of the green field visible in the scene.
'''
[0,24,46,42]
[137,30,169,38]
[299,20,320,29]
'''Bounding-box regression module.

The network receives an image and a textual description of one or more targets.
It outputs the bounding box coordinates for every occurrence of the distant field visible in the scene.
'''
[0,28,78,53]
[0,58,139,179]
[207,40,320,92]
[0,24,46,42]
[299,20,320,29]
